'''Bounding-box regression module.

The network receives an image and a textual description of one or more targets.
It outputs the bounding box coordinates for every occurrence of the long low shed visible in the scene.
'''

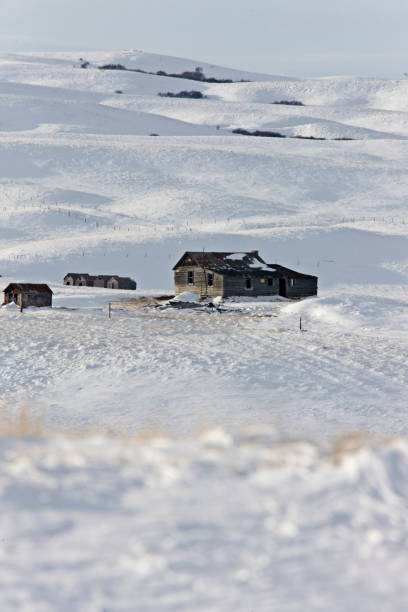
[63,273,136,289]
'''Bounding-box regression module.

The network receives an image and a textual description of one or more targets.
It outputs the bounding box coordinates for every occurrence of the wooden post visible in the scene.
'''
[108,302,111,319]
[201,248,208,298]
[299,316,302,331]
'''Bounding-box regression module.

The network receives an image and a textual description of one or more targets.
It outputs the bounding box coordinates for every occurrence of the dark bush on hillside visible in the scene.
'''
[94,61,249,83]
[179,69,205,81]
[204,77,235,83]
[293,135,354,141]
[294,135,326,140]
[155,69,245,84]
[158,90,206,99]
[232,128,355,141]
[233,128,286,138]
[98,64,126,70]
[272,100,304,106]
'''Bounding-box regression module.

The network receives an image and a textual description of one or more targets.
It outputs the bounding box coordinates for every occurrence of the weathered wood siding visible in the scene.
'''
[174,266,224,297]
[74,275,91,287]
[107,278,119,289]
[223,274,279,298]
[113,278,136,290]
[22,291,52,307]
[175,267,317,299]
[284,277,318,298]
[4,290,51,308]
[93,277,107,288]
[3,292,21,306]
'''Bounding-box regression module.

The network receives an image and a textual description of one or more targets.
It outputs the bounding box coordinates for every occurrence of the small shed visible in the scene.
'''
[173,251,318,299]
[107,276,137,290]
[63,273,94,287]
[93,275,113,288]
[3,283,53,309]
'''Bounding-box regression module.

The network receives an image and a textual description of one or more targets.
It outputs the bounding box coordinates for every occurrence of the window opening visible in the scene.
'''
[188,270,194,284]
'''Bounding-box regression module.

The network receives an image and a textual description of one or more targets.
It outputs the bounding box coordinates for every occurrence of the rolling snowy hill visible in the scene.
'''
[0,50,408,611]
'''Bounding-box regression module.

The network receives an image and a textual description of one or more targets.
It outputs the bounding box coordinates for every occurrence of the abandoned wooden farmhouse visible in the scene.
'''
[173,251,318,299]
[63,273,136,290]
[3,283,53,309]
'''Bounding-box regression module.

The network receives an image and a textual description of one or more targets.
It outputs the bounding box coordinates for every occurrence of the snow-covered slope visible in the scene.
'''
[209,76,408,110]
[2,49,293,85]
[1,51,408,288]
[0,50,408,611]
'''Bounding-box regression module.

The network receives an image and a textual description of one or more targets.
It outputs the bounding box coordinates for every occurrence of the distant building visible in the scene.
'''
[173,251,318,299]
[3,283,53,309]
[93,275,115,288]
[63,273,94,287]
[63,273,136,290]
[106,276,137,290]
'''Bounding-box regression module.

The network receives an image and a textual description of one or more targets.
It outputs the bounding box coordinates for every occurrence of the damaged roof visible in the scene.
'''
[173,251,317,279]
[3,283,53,294]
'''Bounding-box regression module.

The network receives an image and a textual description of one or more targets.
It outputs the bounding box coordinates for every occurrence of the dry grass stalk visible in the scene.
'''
[0,397,45,438]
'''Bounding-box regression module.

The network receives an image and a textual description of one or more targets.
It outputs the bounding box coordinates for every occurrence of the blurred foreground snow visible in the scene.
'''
[1,428,408,611]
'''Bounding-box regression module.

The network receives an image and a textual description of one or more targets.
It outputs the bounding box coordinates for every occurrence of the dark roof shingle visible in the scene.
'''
[173,251,317,279]
[3,283,53,294]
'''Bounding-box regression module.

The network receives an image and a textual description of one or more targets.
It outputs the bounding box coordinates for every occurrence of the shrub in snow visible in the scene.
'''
[232,129,354,142]
[92,62,248,83]
[294,135,326,141]
[293,135,354,141]
[272,100,304,106]
[175,70,206,82]
[158,90,206,99]
[98,64,126,71]
[233,128,286,138]
[154,69,246,84]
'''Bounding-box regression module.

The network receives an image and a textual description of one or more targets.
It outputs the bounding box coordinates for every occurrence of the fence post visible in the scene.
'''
[299,316,302,331]
[108,302,111,319]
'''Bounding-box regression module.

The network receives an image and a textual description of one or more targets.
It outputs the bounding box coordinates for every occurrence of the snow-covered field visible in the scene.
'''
[0,50,408,610]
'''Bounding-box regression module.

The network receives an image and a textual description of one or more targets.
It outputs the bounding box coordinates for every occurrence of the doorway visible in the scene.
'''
[279,278,287,297]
